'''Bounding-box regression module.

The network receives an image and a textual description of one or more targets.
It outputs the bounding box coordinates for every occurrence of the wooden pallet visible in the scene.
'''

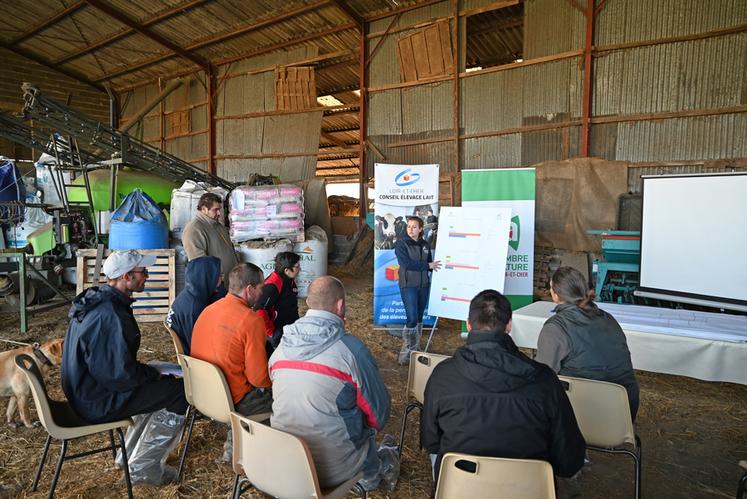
[76,249,176,323]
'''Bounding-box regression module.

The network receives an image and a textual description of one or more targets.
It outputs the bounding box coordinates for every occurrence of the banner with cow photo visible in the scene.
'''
[373,163,440,325]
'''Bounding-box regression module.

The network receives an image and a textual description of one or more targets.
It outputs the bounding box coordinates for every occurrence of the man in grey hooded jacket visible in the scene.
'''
[269,276,391,490]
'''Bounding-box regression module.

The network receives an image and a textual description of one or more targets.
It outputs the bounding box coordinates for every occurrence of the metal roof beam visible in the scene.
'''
[84,0,211,71]
[0,41,107,93]
[92,0,334,83]
[54,0,213,65]
[329,0,364,28]
[9,1,87,45]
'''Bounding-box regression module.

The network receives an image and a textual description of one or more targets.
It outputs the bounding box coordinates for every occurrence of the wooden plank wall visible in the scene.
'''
[76,249,176,323]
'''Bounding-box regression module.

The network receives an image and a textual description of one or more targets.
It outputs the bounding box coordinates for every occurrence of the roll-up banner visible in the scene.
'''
[462,168,536,310]
[373,163,440,326]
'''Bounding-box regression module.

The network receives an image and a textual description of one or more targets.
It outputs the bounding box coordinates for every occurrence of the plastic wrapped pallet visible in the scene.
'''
[236,239,293,278]
[228,184,304,243]
[293,226,328,298]
[170,180,228,240]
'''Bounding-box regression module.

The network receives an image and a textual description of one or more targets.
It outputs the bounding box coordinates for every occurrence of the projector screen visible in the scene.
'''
[638,172,747,311]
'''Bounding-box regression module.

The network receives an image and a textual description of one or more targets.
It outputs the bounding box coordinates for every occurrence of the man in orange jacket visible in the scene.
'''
[191,262,272,461]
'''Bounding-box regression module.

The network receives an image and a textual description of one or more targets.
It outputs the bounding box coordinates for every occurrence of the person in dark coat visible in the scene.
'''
[253,251,301,352]
[421,289,586,484]
[394,216,441,365]
[165,255,223,354]
[536,266,640,420]
[62,250,188,424]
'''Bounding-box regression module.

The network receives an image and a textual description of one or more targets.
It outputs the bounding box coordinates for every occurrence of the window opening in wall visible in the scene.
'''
[465,1,524,71]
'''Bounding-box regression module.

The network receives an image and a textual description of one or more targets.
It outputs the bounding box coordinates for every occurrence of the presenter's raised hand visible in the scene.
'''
[429,260,442,271]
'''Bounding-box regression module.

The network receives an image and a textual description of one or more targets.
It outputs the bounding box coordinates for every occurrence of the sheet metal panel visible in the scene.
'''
[401,82,453,134]
[461,69,523,133]
[463,134,522,169]
[524,0,584,59]
[595,0,747,46]
[593,34,745,116]
[627,162,747,194]
[616,113,747,163]
[368,90,403,136]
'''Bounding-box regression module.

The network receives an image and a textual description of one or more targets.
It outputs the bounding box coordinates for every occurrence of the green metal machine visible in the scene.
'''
[587,230,641,304]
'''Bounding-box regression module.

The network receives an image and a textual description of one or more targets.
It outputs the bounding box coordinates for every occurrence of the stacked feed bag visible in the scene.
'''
[293,225,328,298]
[228,185,304,243]
[170,180,228,240]
[109,190,168,250]
[236,239,294,278]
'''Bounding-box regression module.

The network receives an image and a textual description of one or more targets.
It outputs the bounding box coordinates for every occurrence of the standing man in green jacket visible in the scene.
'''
[182,192,238,287]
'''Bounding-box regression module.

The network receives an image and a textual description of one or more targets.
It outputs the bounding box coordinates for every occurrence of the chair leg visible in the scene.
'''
[32,434,52,491]
[397,402,421,459]
[353,482,367,499]
[230,473,240,499]
[737,471,747,499]
[47,439,67,499]
[108,430,117,461]
[634,436,642,499]
[176,405,196,482]
[117,428,134,499]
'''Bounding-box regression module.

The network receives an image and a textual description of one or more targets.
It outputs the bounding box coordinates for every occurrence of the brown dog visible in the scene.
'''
[0,339,63,428]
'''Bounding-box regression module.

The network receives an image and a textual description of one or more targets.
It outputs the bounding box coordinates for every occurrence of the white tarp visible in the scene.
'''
[511,301,747,385]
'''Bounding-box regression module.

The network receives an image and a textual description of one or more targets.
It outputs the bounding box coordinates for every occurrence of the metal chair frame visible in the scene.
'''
[15,353,133,499]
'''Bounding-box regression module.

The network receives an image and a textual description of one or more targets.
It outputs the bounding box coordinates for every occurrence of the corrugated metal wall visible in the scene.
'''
[215,47,323,183]
[366,0,746,181]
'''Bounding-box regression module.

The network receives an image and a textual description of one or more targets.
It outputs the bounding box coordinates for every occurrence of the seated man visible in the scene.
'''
[421,289,585,483]
[165,255,223,354]
[62,250,188,424]
[269,276,391,490]
[191,262,272,459]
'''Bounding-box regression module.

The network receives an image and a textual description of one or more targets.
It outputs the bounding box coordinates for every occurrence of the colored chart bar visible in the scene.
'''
[448,232,481,238]
[440,295,472,302]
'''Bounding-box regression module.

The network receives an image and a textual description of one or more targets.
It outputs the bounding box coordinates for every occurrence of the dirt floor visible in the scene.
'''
[0,260,745,498]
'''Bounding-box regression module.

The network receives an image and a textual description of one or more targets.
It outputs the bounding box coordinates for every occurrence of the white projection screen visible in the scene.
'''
[637,172,747,311]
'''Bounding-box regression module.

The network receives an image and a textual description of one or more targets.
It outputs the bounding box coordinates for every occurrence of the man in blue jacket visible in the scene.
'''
[165,255,223,354]
[62,250,188,424]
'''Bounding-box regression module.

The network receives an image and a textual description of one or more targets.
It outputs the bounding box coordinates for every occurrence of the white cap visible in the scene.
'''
[102,250,157,279]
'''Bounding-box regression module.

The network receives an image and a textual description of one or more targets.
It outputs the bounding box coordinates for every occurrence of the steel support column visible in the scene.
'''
[207,70,216,175]
[358,24,367,219]
[580,0,595,157]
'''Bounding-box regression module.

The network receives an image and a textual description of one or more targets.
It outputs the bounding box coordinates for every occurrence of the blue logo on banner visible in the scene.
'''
[395,168,421,187]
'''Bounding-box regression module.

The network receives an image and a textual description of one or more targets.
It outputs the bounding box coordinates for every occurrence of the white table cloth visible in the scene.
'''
[511,301,747,385]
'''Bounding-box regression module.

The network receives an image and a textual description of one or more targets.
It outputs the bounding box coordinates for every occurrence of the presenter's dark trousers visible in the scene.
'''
[401,287,429,327]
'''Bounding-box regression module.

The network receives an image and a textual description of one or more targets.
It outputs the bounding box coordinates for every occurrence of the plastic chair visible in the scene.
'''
[229,411,366,499]
[176,354,271,482]
[163,323,185,358]
[435,453,556,499]
[559,375,642,499]
[14,354,133,499]
[398,351,450,457]
[737,460,747,499]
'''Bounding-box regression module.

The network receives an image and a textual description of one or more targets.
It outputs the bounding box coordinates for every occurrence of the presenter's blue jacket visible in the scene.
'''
[395,235,432,288]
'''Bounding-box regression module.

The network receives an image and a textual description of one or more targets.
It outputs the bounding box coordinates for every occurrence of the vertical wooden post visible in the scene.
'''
[580,0,595,157]
[358,23,367,219]
[452,0,460,172]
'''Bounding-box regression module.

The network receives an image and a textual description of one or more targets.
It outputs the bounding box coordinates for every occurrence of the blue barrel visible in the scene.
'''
[109,189,168,249]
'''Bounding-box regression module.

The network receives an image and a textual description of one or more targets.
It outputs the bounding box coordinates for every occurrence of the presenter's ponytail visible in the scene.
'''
[550,266,600,313]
